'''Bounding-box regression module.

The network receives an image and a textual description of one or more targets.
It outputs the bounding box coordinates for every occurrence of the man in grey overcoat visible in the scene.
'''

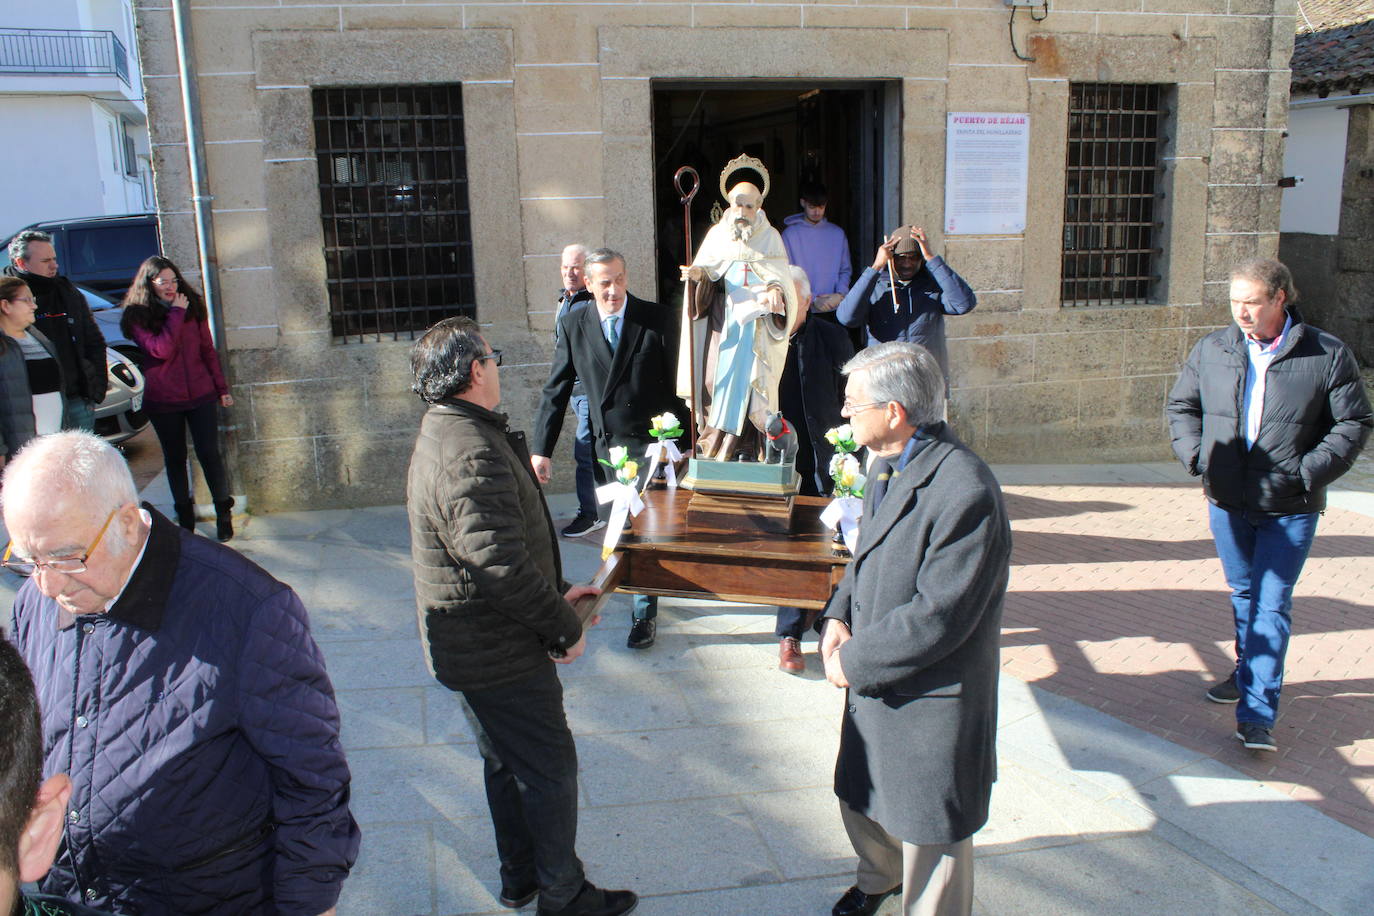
[820,341,1011,916]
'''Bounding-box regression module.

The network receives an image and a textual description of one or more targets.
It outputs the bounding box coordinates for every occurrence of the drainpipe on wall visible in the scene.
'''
[169,0,243,510]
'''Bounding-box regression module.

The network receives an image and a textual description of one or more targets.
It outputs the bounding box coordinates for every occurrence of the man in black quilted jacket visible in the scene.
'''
[3,431,359,916]
[1166,258,1371,754]
[406,316,638,916]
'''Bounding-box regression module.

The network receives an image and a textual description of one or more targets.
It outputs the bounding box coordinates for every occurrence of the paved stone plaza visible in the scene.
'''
[4,461,1373,914]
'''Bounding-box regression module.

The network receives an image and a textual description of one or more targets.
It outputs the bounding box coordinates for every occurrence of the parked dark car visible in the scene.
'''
[1,213,160,300]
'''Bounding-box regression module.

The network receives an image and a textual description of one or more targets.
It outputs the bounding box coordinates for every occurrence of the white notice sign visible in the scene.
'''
[943,113,1029,235]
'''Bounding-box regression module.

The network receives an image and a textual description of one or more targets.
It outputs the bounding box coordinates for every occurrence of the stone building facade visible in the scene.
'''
[133,0,1297,511]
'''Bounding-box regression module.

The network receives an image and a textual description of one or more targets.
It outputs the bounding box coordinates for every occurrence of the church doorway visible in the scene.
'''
[650,81,899,305]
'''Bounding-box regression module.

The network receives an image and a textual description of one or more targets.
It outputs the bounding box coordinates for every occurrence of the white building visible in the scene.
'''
[0,0,150,233]
[1277,0,1374,365]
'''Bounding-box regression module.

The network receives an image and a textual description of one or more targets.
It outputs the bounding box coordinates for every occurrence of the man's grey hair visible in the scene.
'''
[1,432,139,549]
[561,243,588,262]
[842,342,944,428]
[584,248,625,272]
[7,229,52,266]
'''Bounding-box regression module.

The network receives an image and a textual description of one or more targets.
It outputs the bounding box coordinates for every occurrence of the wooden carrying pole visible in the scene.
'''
[674,166,701,453]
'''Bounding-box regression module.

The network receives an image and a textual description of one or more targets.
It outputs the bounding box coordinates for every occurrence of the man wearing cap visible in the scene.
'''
[836,226,976,394]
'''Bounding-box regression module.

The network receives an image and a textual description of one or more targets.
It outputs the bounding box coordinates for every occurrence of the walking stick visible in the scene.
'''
[674,165,701,453]
[886,229,901,314]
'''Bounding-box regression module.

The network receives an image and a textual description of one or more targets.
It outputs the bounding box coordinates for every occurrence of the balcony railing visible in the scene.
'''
[0,28,130,86]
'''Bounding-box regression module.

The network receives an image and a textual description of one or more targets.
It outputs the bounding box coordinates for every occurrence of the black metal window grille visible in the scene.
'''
[0,28,129,85]
[1061,83,1165,306]
[312,85,475,342]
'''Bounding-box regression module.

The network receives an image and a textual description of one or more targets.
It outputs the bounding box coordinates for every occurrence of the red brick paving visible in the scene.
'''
[1001,482,1374,837]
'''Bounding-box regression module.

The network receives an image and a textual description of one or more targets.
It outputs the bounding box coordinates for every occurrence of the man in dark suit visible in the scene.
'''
[531,248,686,649]
[819,342,1011,916]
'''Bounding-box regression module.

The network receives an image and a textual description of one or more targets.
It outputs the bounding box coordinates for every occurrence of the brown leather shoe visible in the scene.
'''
[778,637,804,674]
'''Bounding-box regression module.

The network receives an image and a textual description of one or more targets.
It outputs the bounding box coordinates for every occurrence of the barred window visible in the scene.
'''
[1061,83,1165,306]
[312,85,475,341]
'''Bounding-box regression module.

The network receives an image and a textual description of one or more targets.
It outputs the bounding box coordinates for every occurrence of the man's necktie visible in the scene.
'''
[606,315,620,350]
[868,458,894,512]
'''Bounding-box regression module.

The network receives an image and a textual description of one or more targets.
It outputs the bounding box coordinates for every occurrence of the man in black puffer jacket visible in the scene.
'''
[406,317,638,916]
[4,231,107,430]
[1167,258,1371,753]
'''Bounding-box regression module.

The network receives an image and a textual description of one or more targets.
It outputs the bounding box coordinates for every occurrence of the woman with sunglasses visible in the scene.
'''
[120,257,236,541]
[0,276,65,466]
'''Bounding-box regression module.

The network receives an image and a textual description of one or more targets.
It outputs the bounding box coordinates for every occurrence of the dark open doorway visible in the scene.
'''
[650,81,899,305]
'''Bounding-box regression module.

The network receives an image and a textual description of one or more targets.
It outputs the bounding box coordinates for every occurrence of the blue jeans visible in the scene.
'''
[62,398,96,432]
[1207,503,1320,727]
[571,394,598,519]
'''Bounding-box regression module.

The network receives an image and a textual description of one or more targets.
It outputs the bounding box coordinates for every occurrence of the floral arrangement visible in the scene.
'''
[648,411,684,441]
[828,453,866,499]
[599,445,639,486]
[824,423,858,454]
[641,412,685,492]
[824,425,865,498]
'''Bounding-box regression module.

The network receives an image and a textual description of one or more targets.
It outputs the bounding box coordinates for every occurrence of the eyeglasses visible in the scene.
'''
[2,507,119,576]
[841,400,885,415]
[151,278,178,285]
[477,349,503,366]
[5,295,35,304]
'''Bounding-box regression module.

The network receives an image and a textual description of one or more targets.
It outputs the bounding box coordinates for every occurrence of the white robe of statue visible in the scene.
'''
[676,209,798,447]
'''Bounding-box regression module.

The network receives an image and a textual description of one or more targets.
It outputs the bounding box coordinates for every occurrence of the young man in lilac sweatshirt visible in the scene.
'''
[781,182,852,314]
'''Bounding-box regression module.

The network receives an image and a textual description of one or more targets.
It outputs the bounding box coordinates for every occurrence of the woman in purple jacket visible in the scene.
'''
[121,257,236,540]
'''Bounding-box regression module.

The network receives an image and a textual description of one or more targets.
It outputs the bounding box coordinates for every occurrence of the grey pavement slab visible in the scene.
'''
[975,834,1289,916]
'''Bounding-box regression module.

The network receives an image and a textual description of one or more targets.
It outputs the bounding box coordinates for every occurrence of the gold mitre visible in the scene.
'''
[719,154,770,202]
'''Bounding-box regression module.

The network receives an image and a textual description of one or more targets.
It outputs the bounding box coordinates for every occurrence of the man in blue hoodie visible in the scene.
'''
[781,182,852,315]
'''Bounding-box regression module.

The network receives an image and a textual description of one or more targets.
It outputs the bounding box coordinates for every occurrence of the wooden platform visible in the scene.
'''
[577,486,849,617]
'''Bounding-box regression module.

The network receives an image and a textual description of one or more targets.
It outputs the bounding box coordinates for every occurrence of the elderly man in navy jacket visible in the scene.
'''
[4,431,359,916]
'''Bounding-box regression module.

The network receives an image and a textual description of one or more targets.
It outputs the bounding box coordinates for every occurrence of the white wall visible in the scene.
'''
[1280,103,1349,235]
[0,97,107,231]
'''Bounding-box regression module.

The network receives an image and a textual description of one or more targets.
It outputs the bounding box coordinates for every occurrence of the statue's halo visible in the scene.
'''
[719,153,770,203]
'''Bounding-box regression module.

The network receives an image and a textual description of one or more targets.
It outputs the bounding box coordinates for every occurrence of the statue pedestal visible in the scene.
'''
[680,457,799,535]
[586,487,848,611]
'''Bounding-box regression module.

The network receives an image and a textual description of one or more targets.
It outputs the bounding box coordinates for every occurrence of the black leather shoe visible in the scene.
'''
[536,881,638,916]
[832,884,901,916]
[626,618,655,649]
[499,879,538,908]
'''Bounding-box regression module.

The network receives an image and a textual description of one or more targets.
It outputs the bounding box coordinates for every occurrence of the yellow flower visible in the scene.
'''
[621,460,640,481]
[825,424,855,451]
[830,453,866,497]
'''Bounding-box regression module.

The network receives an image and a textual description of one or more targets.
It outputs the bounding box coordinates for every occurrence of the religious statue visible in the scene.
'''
[677,155,800,462]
